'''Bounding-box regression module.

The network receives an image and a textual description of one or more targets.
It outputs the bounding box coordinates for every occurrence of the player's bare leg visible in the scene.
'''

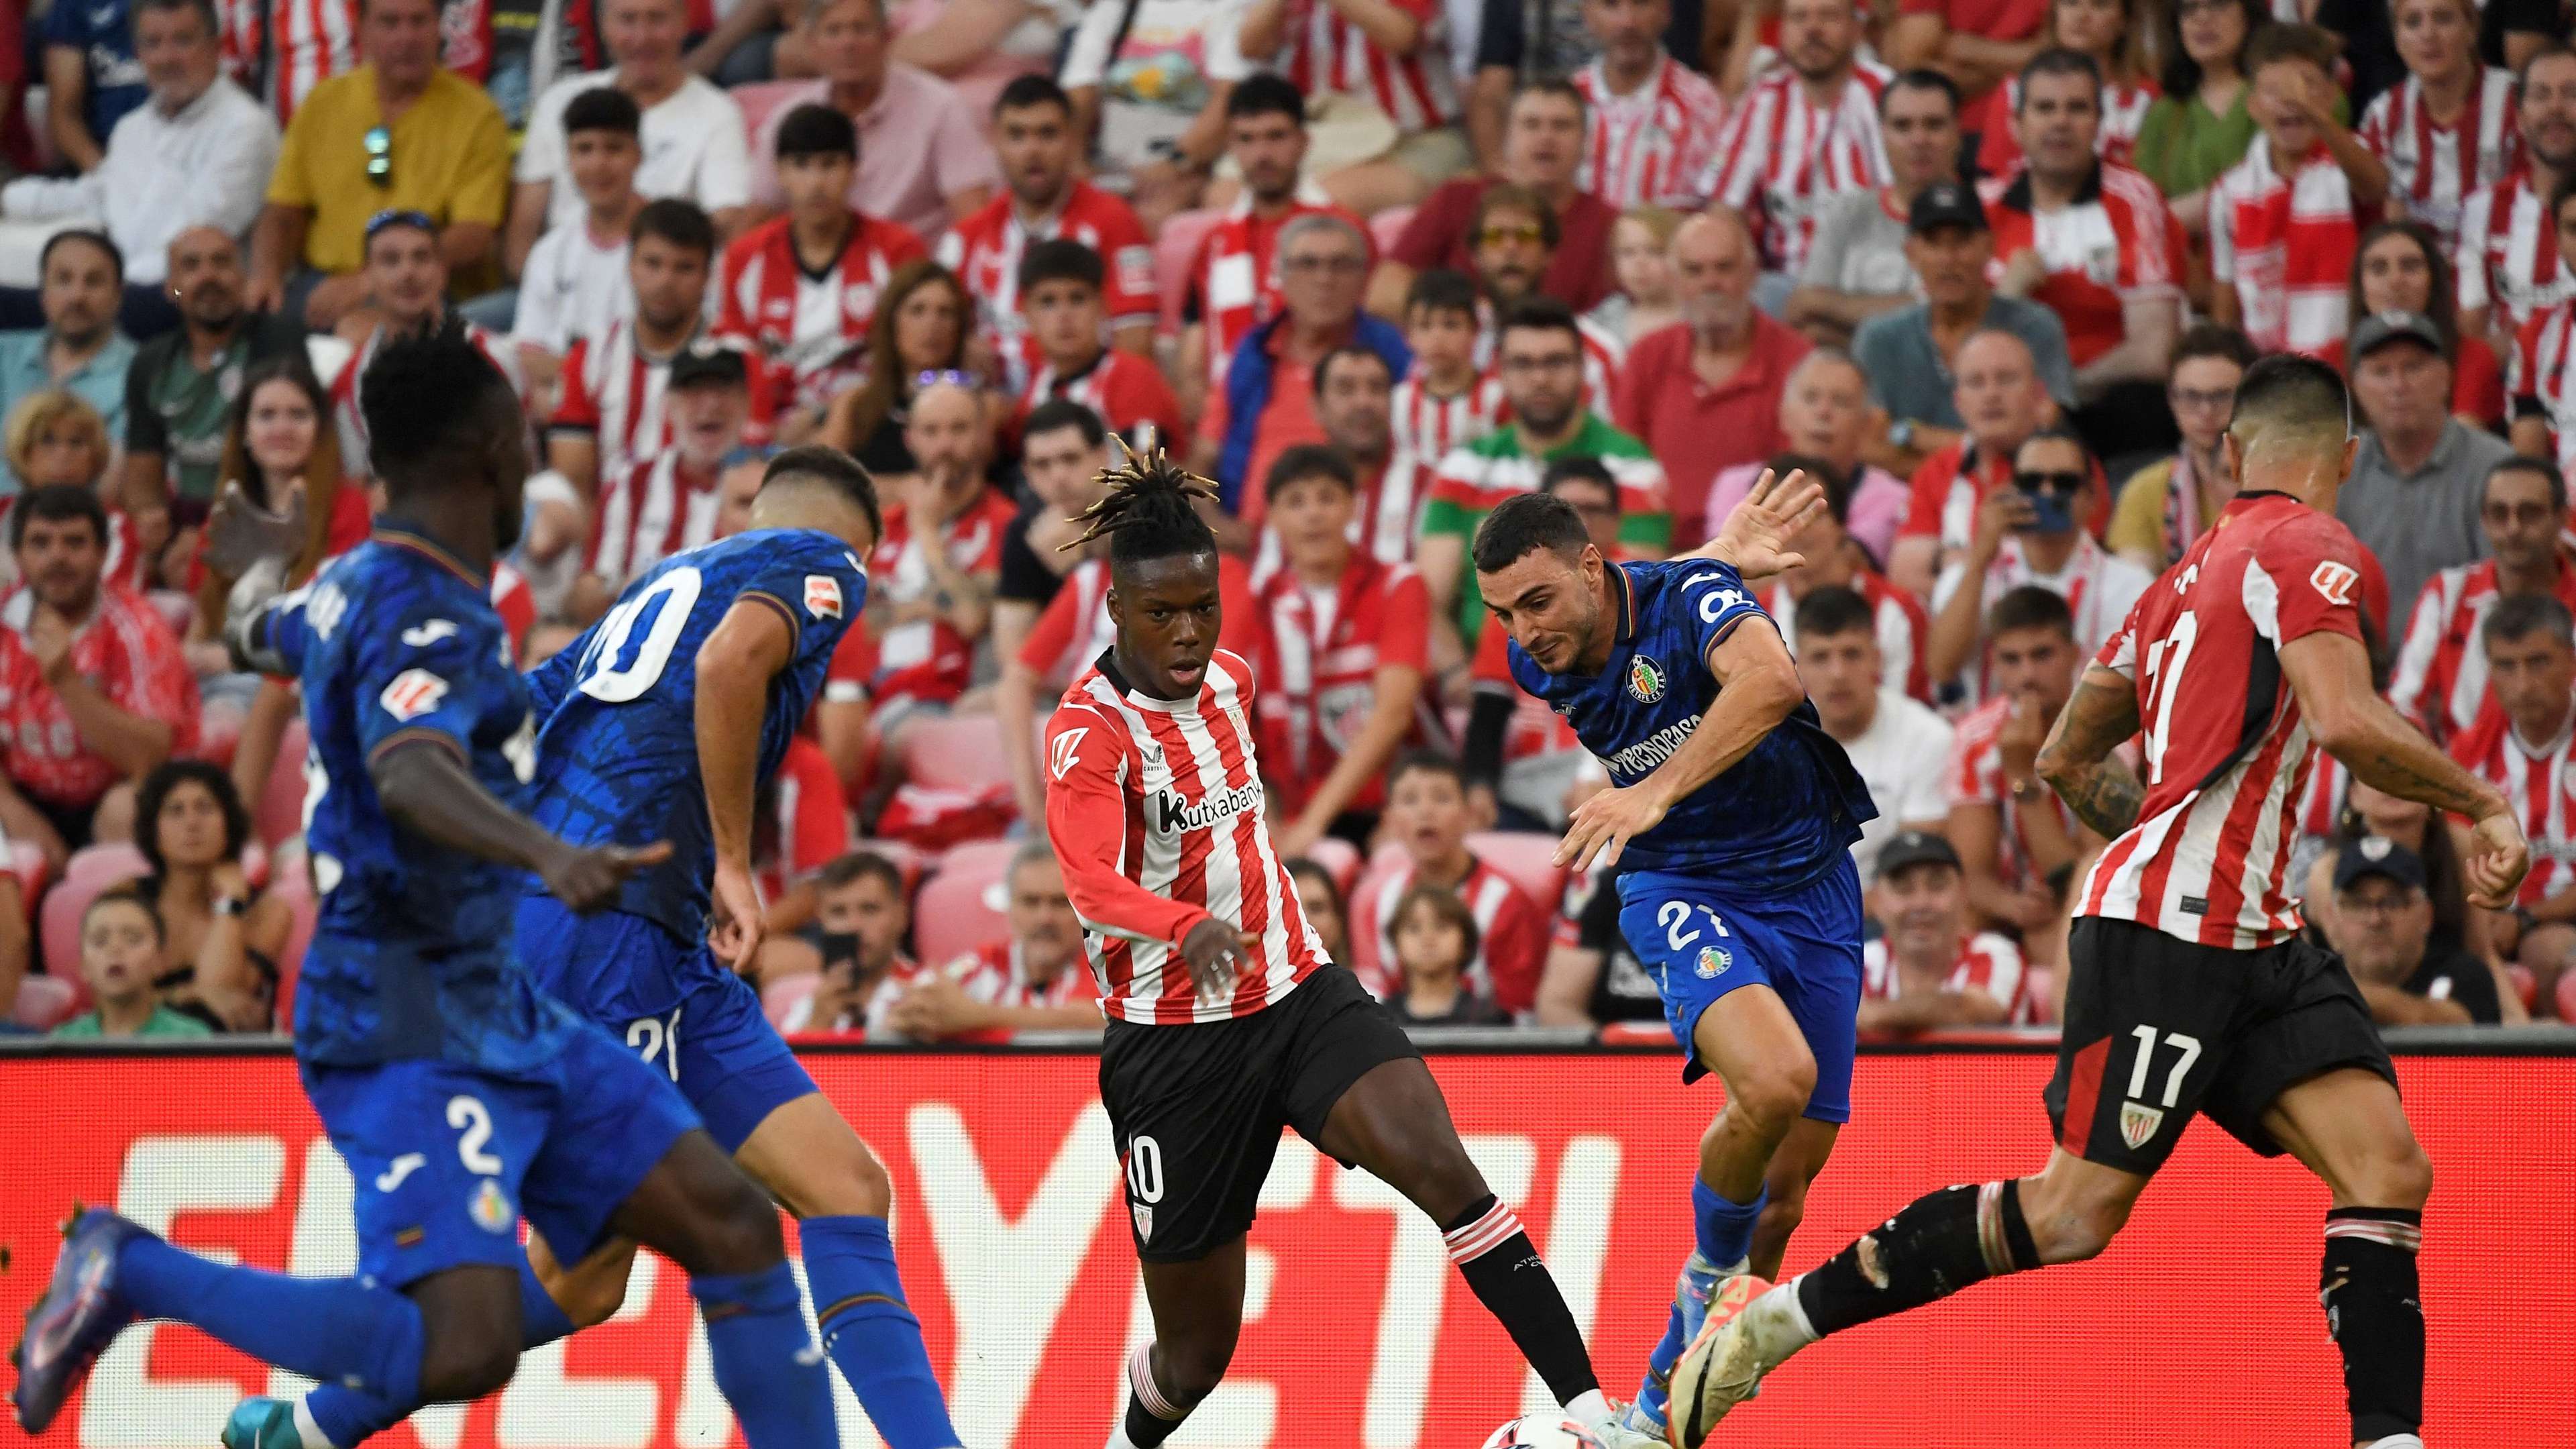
[1748,1118,1840,1282]
[1110,1240,1248,1448]
[2261,1069,2434,1449]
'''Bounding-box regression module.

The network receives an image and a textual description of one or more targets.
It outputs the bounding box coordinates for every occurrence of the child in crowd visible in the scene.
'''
[513,86,646,387]
[1392,268,1501,461]
[1385,883,1507,1026]
[52,889,213,1039]
[1014,238,1183,450]
[2210,24,2385,358]
[1351,751,1548,1015]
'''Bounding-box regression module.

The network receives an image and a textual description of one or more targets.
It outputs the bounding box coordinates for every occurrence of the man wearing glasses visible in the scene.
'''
[2106,322,2257,572]
[1462,184,1626,415]
[2392,455,2576,745]
[246,0,510,329]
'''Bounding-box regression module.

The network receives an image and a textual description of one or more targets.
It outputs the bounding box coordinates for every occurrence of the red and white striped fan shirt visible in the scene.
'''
[1042,648,1329,1024]
[586,451,725,587]
[1359,451,1440,567]
[492,559,535,656]
[2457,168,2574,334]
[549,321,693,484]
[1937,531,2155,703]
[871,488,1017,708]
[2210,142,2366,358]
[1252,555,1430,816]
[1390,372,1504,463]
[1766,569,1933,704]
[938,939,1104,1022]
[1978,74,2157,173]
[1695,60,1893,277]
[1979,160,2184,369]
[1948,692,2082,896]
[1018,349,1186,453]
[1348,854,1548,1016]
[1862,931,2030,1023]
[1191,191,1354,386]
[2510,298,2576,474]
[216,0,358,122]
[2390,553,2576,745]
[1276,0,1454,134]
[934,180,1157,392]
[2357,67,2521,251]
[2079,494,2371,949]
[716,211,928,417]
[1572,53,1728,209]
[2447,702,2576,906]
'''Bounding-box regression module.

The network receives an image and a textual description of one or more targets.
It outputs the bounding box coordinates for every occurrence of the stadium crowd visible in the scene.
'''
[0,0,2567,1041]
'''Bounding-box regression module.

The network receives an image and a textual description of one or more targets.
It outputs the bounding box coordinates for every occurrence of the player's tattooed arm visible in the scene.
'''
[2036,666,2145,838]
[2053,755,2146,841]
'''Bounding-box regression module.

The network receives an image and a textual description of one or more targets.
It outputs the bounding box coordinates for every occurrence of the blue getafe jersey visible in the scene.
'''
[1507,559,1876,885]
[523,529,869,945]
[267,529,566,1071]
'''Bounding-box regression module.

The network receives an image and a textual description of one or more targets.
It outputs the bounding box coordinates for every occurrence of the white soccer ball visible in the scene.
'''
[1480,1413,1607,1449]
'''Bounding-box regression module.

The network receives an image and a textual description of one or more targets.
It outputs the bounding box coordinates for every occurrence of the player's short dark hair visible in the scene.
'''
[2243,21,2338,78]
[1264,443,1355,502]
[1312,345,1393,398]
[761,444,882,545]
[1988,584,2076,641]
[1405,268,1479,323]
[40,229,122,288]
[2228,354,2351,448]
[1023,398,1106,450]
[775,103,859,162]
[1387,749,1468,797]
[631,197,716,260]
[9,482,107,551]
[361,319,520,485]
[819,850,906,898]
[83,884,165,946]
[1794,585,1876,641]
[1017,238,1103,297]
[1472,183,1561,251]
[994,72,1071,119]
[1472,490,1589,574]
[1065,444,1220,574]
[2016,46,2102,107]
[1226,72,1305,125]
[1389,882,1481,967]
[2172,321,2259,373]
[1882,67,1960,117]
[135,759,252,880]
[563,85,642,138]
[1542,455,1618,508]
[2483,594,2575,652]
[2487,455,2568,513]
[1496,297,1583,355]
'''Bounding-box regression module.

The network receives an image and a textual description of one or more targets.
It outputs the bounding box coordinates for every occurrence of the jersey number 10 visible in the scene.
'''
[576,568,705,702]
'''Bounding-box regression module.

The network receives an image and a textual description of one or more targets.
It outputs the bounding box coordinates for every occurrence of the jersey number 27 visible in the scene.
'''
[2137,609,2198,786]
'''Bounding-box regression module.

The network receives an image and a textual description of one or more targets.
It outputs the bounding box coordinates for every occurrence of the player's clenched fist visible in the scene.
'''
[2462,810,2532,910]
[540,840,674,914]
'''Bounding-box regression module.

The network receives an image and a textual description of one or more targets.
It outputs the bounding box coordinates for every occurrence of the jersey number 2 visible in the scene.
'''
[576,568,704,702]
[2138,609,2199,786]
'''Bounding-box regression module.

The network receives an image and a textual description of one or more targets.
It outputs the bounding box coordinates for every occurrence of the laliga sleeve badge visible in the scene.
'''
[804,574,844,619]
[379,669,450,721]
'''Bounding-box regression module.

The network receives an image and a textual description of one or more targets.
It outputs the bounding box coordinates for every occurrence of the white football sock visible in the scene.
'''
[2361,1436,2424,1448]
[1563,1388,1611,1424]
[293,1399,337,1449]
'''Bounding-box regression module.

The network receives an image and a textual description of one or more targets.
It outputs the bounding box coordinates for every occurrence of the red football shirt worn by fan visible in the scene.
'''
[0,586,200,808]
[1251,555,1431,817]
[2080,494,2372,947]
[922,938,1104,1044]
[1042,648,1329,1024]
[2447,703,2576,908]
[718,211,928,417]
[869,487,1016,708]
[1348,855,1547,1016]
[937,180,1157,386]
[1980,161,2186,369]
[2390,552,2576,745]
[1862,931,2031,1024]
[1016,350,1186,453]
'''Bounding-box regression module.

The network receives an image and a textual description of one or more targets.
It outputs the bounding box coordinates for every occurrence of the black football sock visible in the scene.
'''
[2322,1208,2424,1444]
[1794,1181,2041,1337]
[1443,1195,1601,1405]
[1118,1342,1190,1449]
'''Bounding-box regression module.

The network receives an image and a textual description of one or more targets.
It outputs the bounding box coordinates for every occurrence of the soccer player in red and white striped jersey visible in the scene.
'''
[2390,455,2576,744]
[1571,2,1727,209]
[546,199,724,500]
[1676,356,2533,1449]
[2456,50,2576,342]
[1693,0,1892,278]
[1039,449,1609,1448]
[1857,830,2031,1029]
[2355,0,2520,251]
[2447,593,2576,910]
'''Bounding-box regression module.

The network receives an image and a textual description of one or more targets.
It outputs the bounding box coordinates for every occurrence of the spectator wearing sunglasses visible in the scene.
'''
[246,0,511,330]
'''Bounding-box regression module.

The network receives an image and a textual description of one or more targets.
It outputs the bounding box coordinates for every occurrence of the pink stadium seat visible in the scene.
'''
[64,843,148,891]
[257,717,311,848]
[763,971,820,1030]
[1369,204,1414,257]
[1301,837,1362,894]
[39,876,107,1005]
[897,714,1024,793]
[1155,210,1221,333]
[2555,969,2576,1024]
[2507,964,2538,1014]
[12,973,76,1030]
[1465,830,1567,914]
[731,80,810,149]
[911,839,1016,968]
[2023,967,2059,1024]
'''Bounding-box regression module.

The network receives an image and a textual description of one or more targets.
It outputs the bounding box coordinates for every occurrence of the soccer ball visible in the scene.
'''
[1480,1413,1606,1449]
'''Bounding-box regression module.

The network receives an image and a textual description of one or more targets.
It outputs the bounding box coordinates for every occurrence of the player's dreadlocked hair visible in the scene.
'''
[1060,437,1221,571]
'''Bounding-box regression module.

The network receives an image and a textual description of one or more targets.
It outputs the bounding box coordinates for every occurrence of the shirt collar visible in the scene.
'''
[372,523,490,589]
[1998,160,2103,213]
[1606,559,1638,645]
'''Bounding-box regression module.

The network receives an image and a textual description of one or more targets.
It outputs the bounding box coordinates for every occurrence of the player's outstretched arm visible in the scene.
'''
[2035,665,2148,839]
[370,741,672,913]
[1678,468,1829,582]
[2279,629,2530,907]
[694,597,799,971]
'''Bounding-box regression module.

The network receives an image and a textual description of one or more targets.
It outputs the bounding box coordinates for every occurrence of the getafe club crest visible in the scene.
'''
[1695,945,1730,979]
[1627,655,1666,703]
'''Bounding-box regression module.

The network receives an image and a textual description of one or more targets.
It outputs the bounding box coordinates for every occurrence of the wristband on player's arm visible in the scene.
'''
[1461,688,1513,788]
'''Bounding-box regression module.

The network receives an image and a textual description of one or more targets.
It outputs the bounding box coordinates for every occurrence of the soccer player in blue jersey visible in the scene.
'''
[1471,473,1878,1448]
[10,325,834,1449]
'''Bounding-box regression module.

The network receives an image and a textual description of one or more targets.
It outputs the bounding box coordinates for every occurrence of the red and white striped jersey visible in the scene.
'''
[330,318,523,471]
[1042,648,1328,1024]
[215,0,358,122]
[716,211,928,417]
[1936,532,2155,702]
[1862,931,2029,1023]
[586,451,724,587]
[1017,553,1261,688]
[1391,372,1504,463]
[1766,569,1933,704]
[1979,160,2185,368]
[2079,493,2373,949]
[2510,298,2576,474]
[1572,53,1728,209]
[1252,555,1430,816]
[2447,702,2576,906]
[2390,553,2576,745]
[1359,451,1440,568]
[1695,60,1894,277]
[1276,0,1454,134]
[2457,168,2575,333]
[938,938,1104,1017]
[2210,142,2365,358]
[1978,74,2157,173]
[1470,307,1625,414]
[1016,348,1185,453]
[549,321,695,484]
[934,180,1157,391]
[1190,191,1353,386]
[2297,749,2349,839]
[1348,854,1548,1016]
[2357,67,2521,251]
[1948,692,2082,897]
[869,488,1016,708]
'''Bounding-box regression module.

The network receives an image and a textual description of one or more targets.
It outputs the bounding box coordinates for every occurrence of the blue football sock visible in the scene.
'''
[802,1215,960,1449]
[1632,1299,1686,1427]
[114,1235,422,1412]
[302,1252,577,1447]
[692,1263,840,1449]
[1694,1179,1768,1270]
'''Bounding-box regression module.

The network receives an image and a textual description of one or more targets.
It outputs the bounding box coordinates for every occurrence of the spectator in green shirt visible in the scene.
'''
[52,887,215,1039]
[2133,0,2346,237]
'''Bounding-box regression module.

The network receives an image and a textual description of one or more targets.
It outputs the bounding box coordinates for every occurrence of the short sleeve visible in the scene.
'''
[514,236,568,352]
[1945,725,1995,808]
[2256,518,2369,647]
[551,338,600,430]
[2025,309,2078,407]
[114,606,201,753]
[2206,180,2237,282]
[740,541,871,675]
[996,512,1058,605]
[1665,560,1771,666]
[353,605,514,761]
[1896,718,1953,824]
[515,81,568,185]
[1017,578,1083,678]
[1390,184,1464,270]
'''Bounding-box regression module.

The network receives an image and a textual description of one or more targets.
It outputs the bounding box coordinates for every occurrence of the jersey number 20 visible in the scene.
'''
[576,568,704,702]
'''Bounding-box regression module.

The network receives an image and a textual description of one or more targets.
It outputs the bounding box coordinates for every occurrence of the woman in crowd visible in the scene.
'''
[1285,857,1353,969]
[3,390,139,592]
[50,888,212,1040]
[1980,0,2163,174]
[820,260,975,482]
[1586,207,1684,352]
[2321,219,2507,427]
[132,759,290,1033]
[2358,0,2520,251]
[2132,0,2272,234]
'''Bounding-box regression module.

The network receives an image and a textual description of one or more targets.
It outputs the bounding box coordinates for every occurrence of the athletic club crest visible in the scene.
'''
[1627,655,1666,703]
[1132,1203,1153,1244]
[2118,1102,2164,1150]
[1695,945,1730,979]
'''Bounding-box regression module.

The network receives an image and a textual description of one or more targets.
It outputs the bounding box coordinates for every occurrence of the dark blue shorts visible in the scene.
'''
[515,899,820,1154]
[301,1015,697,1291]
[1616,857,1866,1123]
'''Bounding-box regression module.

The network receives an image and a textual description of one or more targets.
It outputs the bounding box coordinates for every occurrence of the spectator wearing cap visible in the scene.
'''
[1859,830,2031,1031]
[1787,69,1966,351]
[325,211,526,470]
[1375,80,1621,321]
[2392,458,2576,745]
[2509,174,2576,475]
[1852,182,2075,483]
[1928,425,2151,696]
[2106,323,2257,572]
[1611,209,1809,546]
[247,0,511,329]
[570,341,755,623]
[2323,836,2504,1026]
[509,89,649,385]
[0,232,138,449]
[2323,220,2508,429]
[2445,592,2576,1006]
[1699,352,1913,567]
[745,0,999,239]
[2343,308,2518,623]
[1795,587,1953,882]
[1983,48,2186,462]
[1,0,276,336]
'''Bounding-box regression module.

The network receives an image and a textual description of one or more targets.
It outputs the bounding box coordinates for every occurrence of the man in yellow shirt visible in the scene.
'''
[245,0,508,329]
